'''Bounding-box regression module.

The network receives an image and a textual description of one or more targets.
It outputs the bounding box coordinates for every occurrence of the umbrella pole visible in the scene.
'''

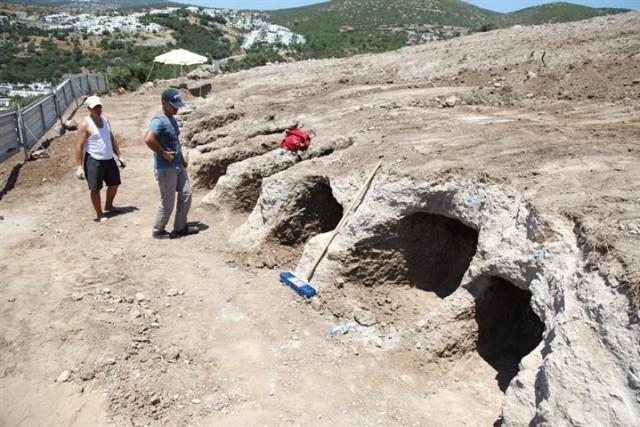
[145,62,156,83]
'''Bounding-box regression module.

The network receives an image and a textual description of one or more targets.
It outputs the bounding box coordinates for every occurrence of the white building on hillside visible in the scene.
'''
[242,24,305,49]
[3,82,53,98]
[43,11,163,33]
[39,7,303,47]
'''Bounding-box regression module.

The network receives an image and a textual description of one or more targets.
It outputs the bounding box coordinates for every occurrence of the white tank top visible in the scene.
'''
[84,116,114,160]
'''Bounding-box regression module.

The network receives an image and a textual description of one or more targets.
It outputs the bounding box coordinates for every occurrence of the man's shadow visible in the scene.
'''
[0,136,65,202]
[170,221,209,239]
[105,206,139,218]
[0,163,23,202]
[190,221,209,232]
[187,221,209,231]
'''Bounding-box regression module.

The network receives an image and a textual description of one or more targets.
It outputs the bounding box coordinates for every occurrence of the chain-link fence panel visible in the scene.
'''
[0,73,108,164]
[0,110,21,163]
[22,95,60,150]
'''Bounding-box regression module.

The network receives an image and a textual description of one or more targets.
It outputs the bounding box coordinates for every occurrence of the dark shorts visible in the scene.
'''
[84,153,121,191]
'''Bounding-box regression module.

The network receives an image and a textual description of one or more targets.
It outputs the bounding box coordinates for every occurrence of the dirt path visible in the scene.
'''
[0,92,505,427]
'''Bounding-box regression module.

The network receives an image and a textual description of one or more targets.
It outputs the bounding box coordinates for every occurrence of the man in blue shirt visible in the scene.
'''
[144,88,199,239]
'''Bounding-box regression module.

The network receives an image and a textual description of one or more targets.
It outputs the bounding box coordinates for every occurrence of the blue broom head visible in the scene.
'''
[280,271,317,298]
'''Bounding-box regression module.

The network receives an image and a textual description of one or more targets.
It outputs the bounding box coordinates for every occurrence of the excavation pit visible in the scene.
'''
[270,177,343,246]
[230,148,339,213]
[342,212,478,297]
[472,276,544,391]
[233,175,264,212]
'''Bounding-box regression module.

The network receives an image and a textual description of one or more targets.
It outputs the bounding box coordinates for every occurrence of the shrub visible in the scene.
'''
[474,23,498,32]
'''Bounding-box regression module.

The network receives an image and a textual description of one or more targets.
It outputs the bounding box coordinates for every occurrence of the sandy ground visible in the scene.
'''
[0,95,503,427]
[1,11,640,427]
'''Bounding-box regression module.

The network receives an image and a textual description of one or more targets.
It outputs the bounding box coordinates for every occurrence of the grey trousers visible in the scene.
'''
[153,166,192,232]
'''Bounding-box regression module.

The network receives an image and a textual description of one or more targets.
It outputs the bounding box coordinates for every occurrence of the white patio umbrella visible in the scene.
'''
[153,49,208,66]
[146,49,209,81]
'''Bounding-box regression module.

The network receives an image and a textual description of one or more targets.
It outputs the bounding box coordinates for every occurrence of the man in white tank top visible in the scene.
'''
[75,96,125,222]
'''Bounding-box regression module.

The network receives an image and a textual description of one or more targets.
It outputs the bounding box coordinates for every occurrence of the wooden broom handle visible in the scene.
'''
[305,160,383,281]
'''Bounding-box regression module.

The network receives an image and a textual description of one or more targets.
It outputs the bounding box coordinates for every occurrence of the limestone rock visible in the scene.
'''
[443,95,459,108]
[354,309,377,327]
[56,370,71,383]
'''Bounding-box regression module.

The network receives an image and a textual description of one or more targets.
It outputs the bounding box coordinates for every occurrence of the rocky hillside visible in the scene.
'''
[171,10,640,426]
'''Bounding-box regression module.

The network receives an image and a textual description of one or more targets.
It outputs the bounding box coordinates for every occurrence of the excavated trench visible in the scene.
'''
[225,163,557,423]
[270,177,343,246]
[231,175,264,212]
[218,145,637,424]
[191,134,281,189]
[203,136,355,214]
[471,275,544,391]
[341,212,479,297]
[226,147,338,213]
[313,207,543,398]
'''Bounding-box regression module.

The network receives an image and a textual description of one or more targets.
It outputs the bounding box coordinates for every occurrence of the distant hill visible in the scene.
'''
[266,0,498,57]
[266,0,629,57]
[268,0,498,28]
[496,2,630,26]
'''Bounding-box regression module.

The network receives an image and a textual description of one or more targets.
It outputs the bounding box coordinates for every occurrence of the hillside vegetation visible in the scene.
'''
[267,0,629,57]
[268,0,496,28]
[0,8,232,90]
[496,2,630,26]
[267,0,497,57]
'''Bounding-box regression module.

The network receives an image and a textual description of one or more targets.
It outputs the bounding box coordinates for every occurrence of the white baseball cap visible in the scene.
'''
[86,95,102,109]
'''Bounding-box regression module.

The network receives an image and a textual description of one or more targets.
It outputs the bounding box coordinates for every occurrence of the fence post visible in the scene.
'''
[60,83,68,109]
[52,88,64,128]
[16,105,29,163]
[86,75,92,95]
[39,102,46,131]
[70,77,79,108]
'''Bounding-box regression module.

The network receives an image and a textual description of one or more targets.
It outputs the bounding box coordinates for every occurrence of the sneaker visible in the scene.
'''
[152,230,171,239]
[171,225,200,238]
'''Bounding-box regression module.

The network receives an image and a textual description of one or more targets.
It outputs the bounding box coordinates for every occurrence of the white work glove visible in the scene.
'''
[75,166,85,180]
[117,156,126,169]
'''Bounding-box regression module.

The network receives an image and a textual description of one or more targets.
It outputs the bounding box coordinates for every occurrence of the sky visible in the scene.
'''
[177,0,640,12]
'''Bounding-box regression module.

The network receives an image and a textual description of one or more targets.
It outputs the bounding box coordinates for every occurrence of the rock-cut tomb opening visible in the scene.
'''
[472,275,544,391]
[342,212,479,297]
[270,176,343,246]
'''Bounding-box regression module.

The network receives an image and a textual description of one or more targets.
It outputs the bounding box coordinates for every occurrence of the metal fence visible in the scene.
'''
[0,73,108,164]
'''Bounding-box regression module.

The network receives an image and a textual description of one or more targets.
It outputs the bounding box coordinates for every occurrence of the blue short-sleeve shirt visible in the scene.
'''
[148,113,182,169]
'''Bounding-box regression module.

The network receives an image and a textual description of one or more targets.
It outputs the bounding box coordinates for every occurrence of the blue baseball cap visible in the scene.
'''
[161,88,185,109]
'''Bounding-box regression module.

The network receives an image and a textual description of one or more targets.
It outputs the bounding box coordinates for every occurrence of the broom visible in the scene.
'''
[280,160,383,297]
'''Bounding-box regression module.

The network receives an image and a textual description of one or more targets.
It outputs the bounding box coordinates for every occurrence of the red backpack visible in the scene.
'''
[280,128,311,152]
